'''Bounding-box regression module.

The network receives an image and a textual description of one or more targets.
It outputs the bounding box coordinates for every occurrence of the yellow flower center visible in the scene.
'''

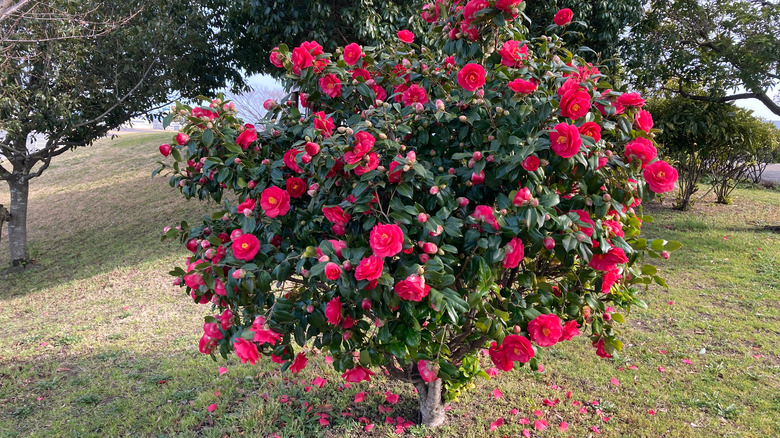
[557,135,567,144]
[542,328,551,337]
[269,197,277,205]
[241,243,249,249]
[658,171,665,178]
[571,103,580,112]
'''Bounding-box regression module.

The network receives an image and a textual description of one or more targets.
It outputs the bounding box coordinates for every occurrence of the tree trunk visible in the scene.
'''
[6,177,30,268]
[415,379,446,427]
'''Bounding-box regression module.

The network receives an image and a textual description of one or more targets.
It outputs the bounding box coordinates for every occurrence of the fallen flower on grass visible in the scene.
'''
[218,367,228,375]
[385,392,399,404]
[658,366,666,373]
[592,425,601,433]
[559,421,568,431]
[207,403,217,413]
[510,408,520,415]
[312,376,327,388]
[519,418,530,425]
[682,359,693,364]
[534,419,548,430]
[522,429,531,437]
[354,391,366,403]
[648,409,656,415]
[492,388,503,399]
[610,377,620,386]
[490,417,504,431]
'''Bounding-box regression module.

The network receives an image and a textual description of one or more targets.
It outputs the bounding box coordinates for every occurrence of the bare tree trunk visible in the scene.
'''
[414,379,446,427]
[6,177,30,268]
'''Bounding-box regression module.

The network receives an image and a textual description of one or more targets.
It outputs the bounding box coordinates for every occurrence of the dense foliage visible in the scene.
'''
[159,0,680,425]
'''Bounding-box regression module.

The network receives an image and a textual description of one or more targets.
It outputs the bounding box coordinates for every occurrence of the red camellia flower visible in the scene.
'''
[305,142,320,156]
[593,338,613,358]
[589,247,629,271]
[603,220,625,238]
[370,84,387,102]
[260,186,291,218]
[199,334,217,354]
[351,68,371,82]
[501,334,535,362]
[313,111,335,138]
[553,8,573,26]
[550,123,583,158]
[388,159,403,183]
[561,320,580,341]
[522,155,540,171]
[498,40,529,68]
[471,205,499,230]
[527,314,563,347]
[283,148,304,173]
[395,274,431,301]
[634,109,654,132]
[397,30,415,43]
[192,107,217,121]
[236,124,257,149]
[345,131,375,164]
[402,84,429,107]
[354,152,379,176]
[325,296,342,325]
[203,322,223,340]
[286,177,306,198]
[489,341,514,371]
[355,255,384,281]
[496,0,523,16]
[624,137,657,168]
[417,360,439,382]
[457,63,486,91]
[343,43,363,65]
[643,160,678,193]
[252,316,283,345]
[571,209,595,237]
[290,352,308,373]
[322,205,350,225]
[291,46,314,74]
[325,262,342,280]
[601,268,623,293]
[159,144,172,157]
[369,223,404,257]
[559,87,591,119]
[319,74,342,98]
[233,338,259,365]
[342,366,375,382]
[508,78,537,95]
[463,0,489,24]
[617,92,645,108]
[236,198,256,214]
[269,47,284,68]
[578,122,602,143]
[232,233,261,261]
[502,237,525,268]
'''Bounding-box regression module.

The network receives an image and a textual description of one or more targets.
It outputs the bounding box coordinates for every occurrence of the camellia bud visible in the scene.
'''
[543,236,555,250]
[603,313,612,321]
[201,240,210,249]
[221,213,230,221]
[513,325,521,334]
[230,229,243,241]
[417,213,428,223]
[576,233,588,242]
[530,199,539,207]
[603,194,611,202]
[429,186,439,195]
[346,127,354,136]
[306,305,314,313]
[660,251,670,260]
[247,180,257,189]
[342,260,352,271]
[417,266,425,276]
[362,299,372,311]
[318,255,329,263]
[473,151,483,161]
[378,132,388,140]
[436,99,445,111]
[173,278,181,286]
[232,269,246,279]
[301,269,310,278]
[262,159,271,165]
[204,248,216,259]
[459,115,468,123]
[448,167,456,175]
[457,197,469,206]
[419,254,430,263]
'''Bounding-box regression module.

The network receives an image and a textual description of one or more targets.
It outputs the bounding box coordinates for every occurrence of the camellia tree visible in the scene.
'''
[157,0,680,427]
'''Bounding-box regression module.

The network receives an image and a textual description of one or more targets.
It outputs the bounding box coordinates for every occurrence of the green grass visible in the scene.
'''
[1,133,779,437]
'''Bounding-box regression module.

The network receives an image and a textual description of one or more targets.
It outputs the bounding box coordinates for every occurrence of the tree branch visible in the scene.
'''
[664,85,780,117]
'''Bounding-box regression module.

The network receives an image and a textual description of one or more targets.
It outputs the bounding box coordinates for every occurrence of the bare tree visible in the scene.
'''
[223,84,286,123]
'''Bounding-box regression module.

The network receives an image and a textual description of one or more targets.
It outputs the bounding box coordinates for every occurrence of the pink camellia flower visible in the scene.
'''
[354,255,384,281]
[175,133,190,145]
[313,111,335,138]
[617,92,645,107]
[643,160,678,193]
[624,137,657,168]
[508,78,537,95]
[394,274,431,301]
[634,109,654,132]
[343,43,363,65]
[553,8,573,26]
[236,198,256,214]
[513,187,532,206]
[159,144,172,157]
[422,242,438,254]
[463,0,489,23]
[522,155,540,171]
[199,334,217,354]
[251,315,283,345]
[342,365,375,382]
[417,360,439,382]
[269,47,284,68]
[457,63,486,91]
[290,352,308,373]
[260,186,291,218]
[232,233,261,261]
[286,177,306,198]
[527,313,563,347]
[192,107,217,121]
[214,278,226,296]
[305,141,320,156]
[561,320,580,340]
[236,124,257,149]
[501,334,535,363]
[319,74,342,98]
[316,239,347,258]
[325,297,343,325]
[471,205,499,230]
[498,40,529,68]
[325,262,342,280]
[502,237,525,268]
[283,148,304,173]
[220,308,233,329]
[234,338,259,365]
[578,121,602,143]
[550,123,583,158]
[402,84,429,107]
[397,30,414,43]
[203,322,223,340]
[471,170,485,185]
[589,247,629,271]
[291,45,314,74]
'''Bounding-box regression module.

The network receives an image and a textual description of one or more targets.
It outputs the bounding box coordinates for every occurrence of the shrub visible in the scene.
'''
[157,0,680,427]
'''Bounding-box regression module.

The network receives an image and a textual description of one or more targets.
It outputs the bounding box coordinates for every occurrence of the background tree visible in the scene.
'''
[223,85,287,122]
[625,0,780,116]
[0,0,244,269]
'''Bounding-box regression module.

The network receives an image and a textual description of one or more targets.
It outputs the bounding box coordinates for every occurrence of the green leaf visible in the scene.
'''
[202,129,214,147]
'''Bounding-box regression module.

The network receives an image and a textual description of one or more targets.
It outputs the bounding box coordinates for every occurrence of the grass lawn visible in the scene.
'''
[1,132,778,437]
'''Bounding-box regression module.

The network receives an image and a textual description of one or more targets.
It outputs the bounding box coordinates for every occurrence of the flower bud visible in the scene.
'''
[543,236,555,250]
[232,269,246,279]
[473,151,483,161]
[457,197,469,206]
[448,168,455,175]
[342,260,353,271]
[417,213,428,223]
[429,186,439,195]
[362,299,372,310]
[576,233,588,242]
[419,254,430,263]
[346,127,354,136]
[173,277,181,286]
[459,115,468,123]
[435,99,445,111]
[661,251,670,260]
